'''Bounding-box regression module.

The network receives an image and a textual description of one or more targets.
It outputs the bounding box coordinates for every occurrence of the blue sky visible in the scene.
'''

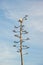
[0,0,43,65]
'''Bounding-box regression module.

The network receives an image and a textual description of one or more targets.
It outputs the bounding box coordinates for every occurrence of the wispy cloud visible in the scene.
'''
[0,1,43,33]
[30,20,43,32]
[0,42,17,60]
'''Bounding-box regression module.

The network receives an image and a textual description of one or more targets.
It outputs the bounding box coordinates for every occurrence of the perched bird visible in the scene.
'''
[19,18,23,23]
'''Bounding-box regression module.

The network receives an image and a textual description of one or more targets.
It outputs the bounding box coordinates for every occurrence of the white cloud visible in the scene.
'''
[30,21,43,32]
[0,1,43,33]
[0,0,43,19]
[0,42,17,61]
